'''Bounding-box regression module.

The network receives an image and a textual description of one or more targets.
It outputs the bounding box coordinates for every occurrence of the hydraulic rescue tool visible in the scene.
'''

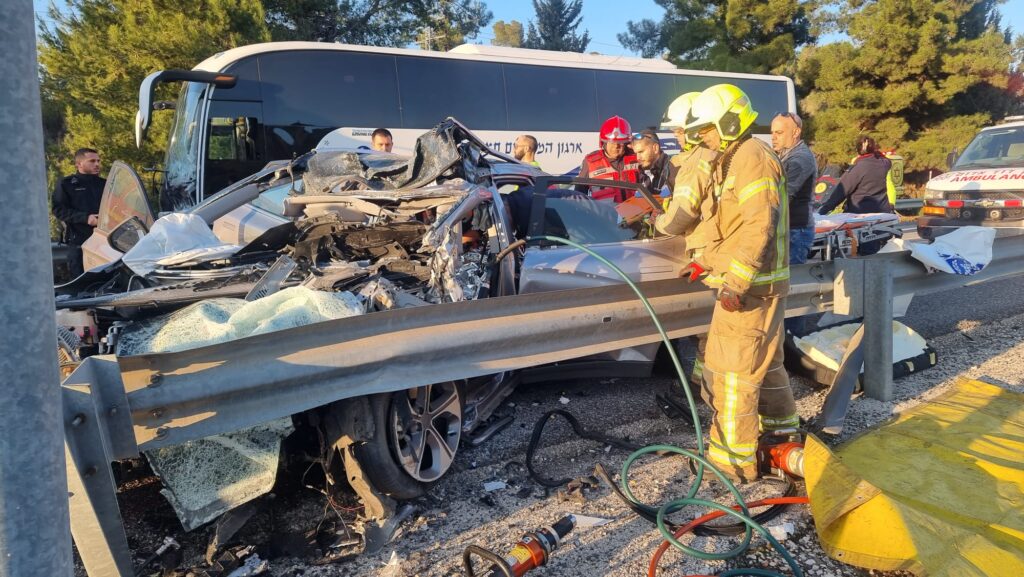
[463,515,576,577]
[759,428,806,478]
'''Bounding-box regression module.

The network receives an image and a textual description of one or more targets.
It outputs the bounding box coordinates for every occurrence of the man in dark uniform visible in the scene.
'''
[53,148,105,278]
[632,128,678,194]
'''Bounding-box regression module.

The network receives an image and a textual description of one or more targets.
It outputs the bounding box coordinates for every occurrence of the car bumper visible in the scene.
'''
[917,216,1024,240]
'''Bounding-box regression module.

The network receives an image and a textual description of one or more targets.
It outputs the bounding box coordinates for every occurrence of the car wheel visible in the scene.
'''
[346,382,464,500]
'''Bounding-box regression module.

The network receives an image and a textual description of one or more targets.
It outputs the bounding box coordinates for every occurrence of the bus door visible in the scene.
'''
[203,100,265,201]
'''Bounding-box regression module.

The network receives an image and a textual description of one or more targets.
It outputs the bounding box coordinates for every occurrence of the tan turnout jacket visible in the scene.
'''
[700,137,789,297]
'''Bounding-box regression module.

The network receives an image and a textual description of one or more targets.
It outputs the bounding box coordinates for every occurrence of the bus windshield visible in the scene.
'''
[163,81,206,210]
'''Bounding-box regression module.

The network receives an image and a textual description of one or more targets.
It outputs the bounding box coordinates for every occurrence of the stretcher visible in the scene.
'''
[810,212,902,260]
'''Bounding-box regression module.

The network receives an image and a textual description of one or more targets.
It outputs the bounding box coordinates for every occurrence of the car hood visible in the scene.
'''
[927,168,1024,192]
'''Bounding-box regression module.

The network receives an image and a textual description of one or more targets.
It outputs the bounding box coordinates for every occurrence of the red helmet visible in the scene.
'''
[599,116,632,144]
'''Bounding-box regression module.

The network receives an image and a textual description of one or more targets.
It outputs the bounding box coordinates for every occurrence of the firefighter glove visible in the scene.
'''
[680,261,707,283]
[718,286,744,312]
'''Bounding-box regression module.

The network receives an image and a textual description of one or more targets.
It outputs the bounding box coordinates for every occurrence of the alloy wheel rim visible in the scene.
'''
[389,382,462,482]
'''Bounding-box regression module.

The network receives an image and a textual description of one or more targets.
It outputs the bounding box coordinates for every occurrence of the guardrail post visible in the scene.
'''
[862,259,894,401]
[0,2,74,575]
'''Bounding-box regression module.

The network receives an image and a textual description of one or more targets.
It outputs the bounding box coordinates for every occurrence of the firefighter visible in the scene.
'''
[682,84,798,483]
[576,116,639,202]
[655,91,718,388]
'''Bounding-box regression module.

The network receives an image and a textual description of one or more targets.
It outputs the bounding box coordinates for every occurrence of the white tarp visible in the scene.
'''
[122,213,241,276]
[902,226,996,275]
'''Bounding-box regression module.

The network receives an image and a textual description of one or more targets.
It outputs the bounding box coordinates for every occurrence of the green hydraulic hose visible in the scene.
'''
[527,235,802,577]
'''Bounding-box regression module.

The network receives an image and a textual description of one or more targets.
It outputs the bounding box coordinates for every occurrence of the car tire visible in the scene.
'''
[335,382,464,500]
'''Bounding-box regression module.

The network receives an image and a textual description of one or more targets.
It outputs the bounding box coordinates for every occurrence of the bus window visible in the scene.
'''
[205,100,264,197]
[504,64,597,132]
[595,71,677,130]
[673,76,789,133]
[211,58,262,101]
[258,51,401,129]
[397,57,507,130]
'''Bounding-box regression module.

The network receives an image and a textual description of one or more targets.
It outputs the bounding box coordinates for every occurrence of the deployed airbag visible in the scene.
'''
[123,213,240,276]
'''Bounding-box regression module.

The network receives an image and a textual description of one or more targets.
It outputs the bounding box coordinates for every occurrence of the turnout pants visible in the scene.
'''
[700,294,797,481]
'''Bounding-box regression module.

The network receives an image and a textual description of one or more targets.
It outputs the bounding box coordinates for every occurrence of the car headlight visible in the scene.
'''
[923,187,945,200]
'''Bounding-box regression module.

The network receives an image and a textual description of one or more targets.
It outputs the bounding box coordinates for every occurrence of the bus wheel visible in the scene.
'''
[346,383,463,500]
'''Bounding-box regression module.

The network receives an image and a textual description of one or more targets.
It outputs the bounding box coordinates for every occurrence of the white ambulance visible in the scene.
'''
[918,116,1024,239]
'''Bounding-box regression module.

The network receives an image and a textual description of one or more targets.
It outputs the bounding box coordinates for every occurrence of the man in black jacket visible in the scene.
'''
[52,148,105,277]
[632,128,678,195]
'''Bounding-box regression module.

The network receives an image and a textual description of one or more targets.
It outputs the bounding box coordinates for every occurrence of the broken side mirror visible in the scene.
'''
[946,148,959,170]
[109,216,149,253]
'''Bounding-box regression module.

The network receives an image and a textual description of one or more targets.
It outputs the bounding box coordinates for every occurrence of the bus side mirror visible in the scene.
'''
[135,70,237,148]
[946,149,958,170]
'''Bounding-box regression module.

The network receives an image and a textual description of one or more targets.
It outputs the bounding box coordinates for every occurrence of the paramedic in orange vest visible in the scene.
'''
[576,116,640,202]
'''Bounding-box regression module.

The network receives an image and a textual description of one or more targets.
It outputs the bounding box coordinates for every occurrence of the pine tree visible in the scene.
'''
[798,0,1014,171]
[38,0,270,182]
[619,0,816,73]
[524,0,590,53]
[414,0,492,51]
[492,20,524,48]
[264,0,340,41]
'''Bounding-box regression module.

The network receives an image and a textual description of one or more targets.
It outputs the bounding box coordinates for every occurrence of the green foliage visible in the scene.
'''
[38,0,270,188]
[492,19,524,48]
[262,0,491,47]
[798,0,1014,171]
[414,0,492,51]
[524,0,590,53]
[620,0,816,73]
[264,0,340,41]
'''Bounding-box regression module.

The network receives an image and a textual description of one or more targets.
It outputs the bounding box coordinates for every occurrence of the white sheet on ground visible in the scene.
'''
[795,321,928,372]
[901,226,996,275]
[122,212,241,276]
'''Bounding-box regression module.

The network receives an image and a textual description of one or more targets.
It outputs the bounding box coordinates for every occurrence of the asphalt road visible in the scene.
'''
[902,274,1024,338]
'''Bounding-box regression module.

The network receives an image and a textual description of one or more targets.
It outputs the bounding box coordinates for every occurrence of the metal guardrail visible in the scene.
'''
[65,233,1024,576]
[895,198,924,211]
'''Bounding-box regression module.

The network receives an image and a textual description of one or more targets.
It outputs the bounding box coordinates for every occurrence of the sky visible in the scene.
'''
[32,0,1024,58]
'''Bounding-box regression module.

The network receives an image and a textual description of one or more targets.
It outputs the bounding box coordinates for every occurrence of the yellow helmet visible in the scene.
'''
[661,92,702,148]
[685,84,758,148]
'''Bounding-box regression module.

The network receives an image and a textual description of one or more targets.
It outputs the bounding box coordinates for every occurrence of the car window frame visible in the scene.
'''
[526,175,661,245]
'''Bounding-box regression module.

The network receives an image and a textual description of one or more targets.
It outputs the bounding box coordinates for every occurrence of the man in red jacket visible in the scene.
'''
[576,116,640,202]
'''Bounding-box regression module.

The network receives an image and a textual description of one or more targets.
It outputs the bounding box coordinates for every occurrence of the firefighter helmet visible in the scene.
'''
[599,116,632,144]
[685,84,758,148]
[661,92,702,146]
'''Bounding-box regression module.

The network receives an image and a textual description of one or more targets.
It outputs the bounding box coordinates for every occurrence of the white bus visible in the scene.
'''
[136,42,796,209]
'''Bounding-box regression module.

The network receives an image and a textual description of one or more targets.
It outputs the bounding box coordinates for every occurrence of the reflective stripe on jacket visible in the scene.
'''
[579,150,640,203]
[700,137,789,297]
[655,147,717,239]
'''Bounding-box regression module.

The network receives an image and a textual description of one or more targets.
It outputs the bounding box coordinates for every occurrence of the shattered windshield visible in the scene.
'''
[955,126,1024,169]
[163,82,206,210]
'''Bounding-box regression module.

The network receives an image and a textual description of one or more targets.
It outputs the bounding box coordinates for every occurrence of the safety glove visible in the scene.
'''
[679,261,707,283]
[717,285,745,312]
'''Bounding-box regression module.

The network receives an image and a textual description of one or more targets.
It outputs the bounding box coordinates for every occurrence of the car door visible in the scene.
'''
[81,161,154,271]
[518,176,687,294]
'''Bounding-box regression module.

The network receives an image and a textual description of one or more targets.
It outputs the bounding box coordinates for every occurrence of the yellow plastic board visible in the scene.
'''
[803,378,1024,576]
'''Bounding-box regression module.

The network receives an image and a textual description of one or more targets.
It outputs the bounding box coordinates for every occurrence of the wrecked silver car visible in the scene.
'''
[56,118,687,540]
